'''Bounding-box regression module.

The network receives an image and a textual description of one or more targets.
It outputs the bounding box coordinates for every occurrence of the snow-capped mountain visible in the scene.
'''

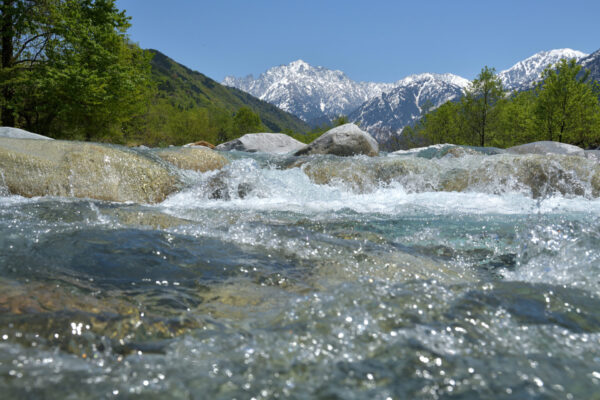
[580,49,600,83]
[223,60,394,124]
[349,74,469,142]
[499,48,587,91]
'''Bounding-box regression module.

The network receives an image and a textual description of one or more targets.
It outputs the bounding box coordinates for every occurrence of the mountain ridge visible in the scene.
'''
[223,60,394,125]
[222,48,593,142]
[349,74,468,141]
[580,49,600,83]
[498,48,587,91]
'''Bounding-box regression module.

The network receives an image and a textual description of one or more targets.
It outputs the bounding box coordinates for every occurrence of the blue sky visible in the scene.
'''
[115,0,600,83]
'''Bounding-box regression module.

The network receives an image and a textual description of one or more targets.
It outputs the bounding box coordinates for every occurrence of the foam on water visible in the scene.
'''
[160,157,600,217]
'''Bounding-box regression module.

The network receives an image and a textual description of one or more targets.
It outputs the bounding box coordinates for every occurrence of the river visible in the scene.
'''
[1,146,600,399]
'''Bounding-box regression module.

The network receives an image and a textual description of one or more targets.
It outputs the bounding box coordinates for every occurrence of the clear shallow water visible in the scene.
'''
[1,151,600,399]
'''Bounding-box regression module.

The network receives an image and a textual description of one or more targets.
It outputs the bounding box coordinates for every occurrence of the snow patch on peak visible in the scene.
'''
[499,48,588,91]
[396,73,469,88]
[288,59,310,71]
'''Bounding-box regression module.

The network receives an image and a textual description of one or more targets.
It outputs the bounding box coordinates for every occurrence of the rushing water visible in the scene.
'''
[1,147,600,399]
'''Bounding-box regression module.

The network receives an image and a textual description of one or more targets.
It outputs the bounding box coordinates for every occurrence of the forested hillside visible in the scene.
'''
[131,50,310,146]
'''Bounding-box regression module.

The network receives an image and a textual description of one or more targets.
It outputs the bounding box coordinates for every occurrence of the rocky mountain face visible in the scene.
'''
[223,60,394,125]
[580,49,600,83]
[349,74,469,142]
[224,48,592,143]
[498,48,587,91]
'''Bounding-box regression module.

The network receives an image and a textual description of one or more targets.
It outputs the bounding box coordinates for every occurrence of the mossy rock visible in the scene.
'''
[154,147,228,172]
[0,138,181,203]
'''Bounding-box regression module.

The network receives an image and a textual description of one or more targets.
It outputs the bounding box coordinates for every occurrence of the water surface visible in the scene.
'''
[1,149,600,399]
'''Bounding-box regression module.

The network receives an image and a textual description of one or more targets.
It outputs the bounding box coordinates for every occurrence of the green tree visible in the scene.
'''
[208,105,233,144]
[232,106,263,136]
[332,115,348,126]
[462,66,504,146]
[0,0,55,126]
[535,58,600,145]
[0,0,152,141]
[421,101,462,145]
[493,90,537,147]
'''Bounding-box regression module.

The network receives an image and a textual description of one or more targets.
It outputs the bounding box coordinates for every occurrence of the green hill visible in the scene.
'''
[149,50,309,134]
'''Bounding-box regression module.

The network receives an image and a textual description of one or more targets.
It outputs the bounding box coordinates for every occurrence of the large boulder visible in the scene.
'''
[216,133,305,154]
[0,127,53,140]
[0,138,181,203]
[154,147,228,172]
[507,141,585,157]
[294,123,379,157]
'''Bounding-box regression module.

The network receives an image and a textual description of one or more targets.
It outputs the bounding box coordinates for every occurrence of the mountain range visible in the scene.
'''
[223,48,593,142]
[349,73,469,141]
[222,60,395,126]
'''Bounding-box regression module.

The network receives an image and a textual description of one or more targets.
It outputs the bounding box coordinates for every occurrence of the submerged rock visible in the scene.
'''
[0,126,53,140]
[294,123,379,157]
[216,132,305,154]
[106,208,195,229]
[155,147,228,172]
[204,170,254,200]
[0,138,180,203]
[507,141,585,157]
[0,278,205,356]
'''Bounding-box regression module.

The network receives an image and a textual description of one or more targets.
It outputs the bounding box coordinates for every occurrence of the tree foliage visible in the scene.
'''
[402,59,600,150]
[233,106,264,135]
[535,58,599,145]
[1,0,153,141]
[461,66,504,147]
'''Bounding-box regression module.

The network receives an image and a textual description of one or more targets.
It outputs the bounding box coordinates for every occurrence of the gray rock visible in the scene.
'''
[507,141,584,157]
[0,127,53,140]
[585,150,600,162]
[154,147,228,172]
[0,138,180,203]
[294,124,379,157]
[216,133,305,154]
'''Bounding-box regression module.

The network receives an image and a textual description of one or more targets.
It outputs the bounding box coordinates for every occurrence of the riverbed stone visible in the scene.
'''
[294,123,379,157]
[0,126,53,140]
[155,147,228,172]
[0,138,181,203]
[507,141,585,157]
[585,150,600,162]
[216,132,305,154]
[183,140,216,149]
